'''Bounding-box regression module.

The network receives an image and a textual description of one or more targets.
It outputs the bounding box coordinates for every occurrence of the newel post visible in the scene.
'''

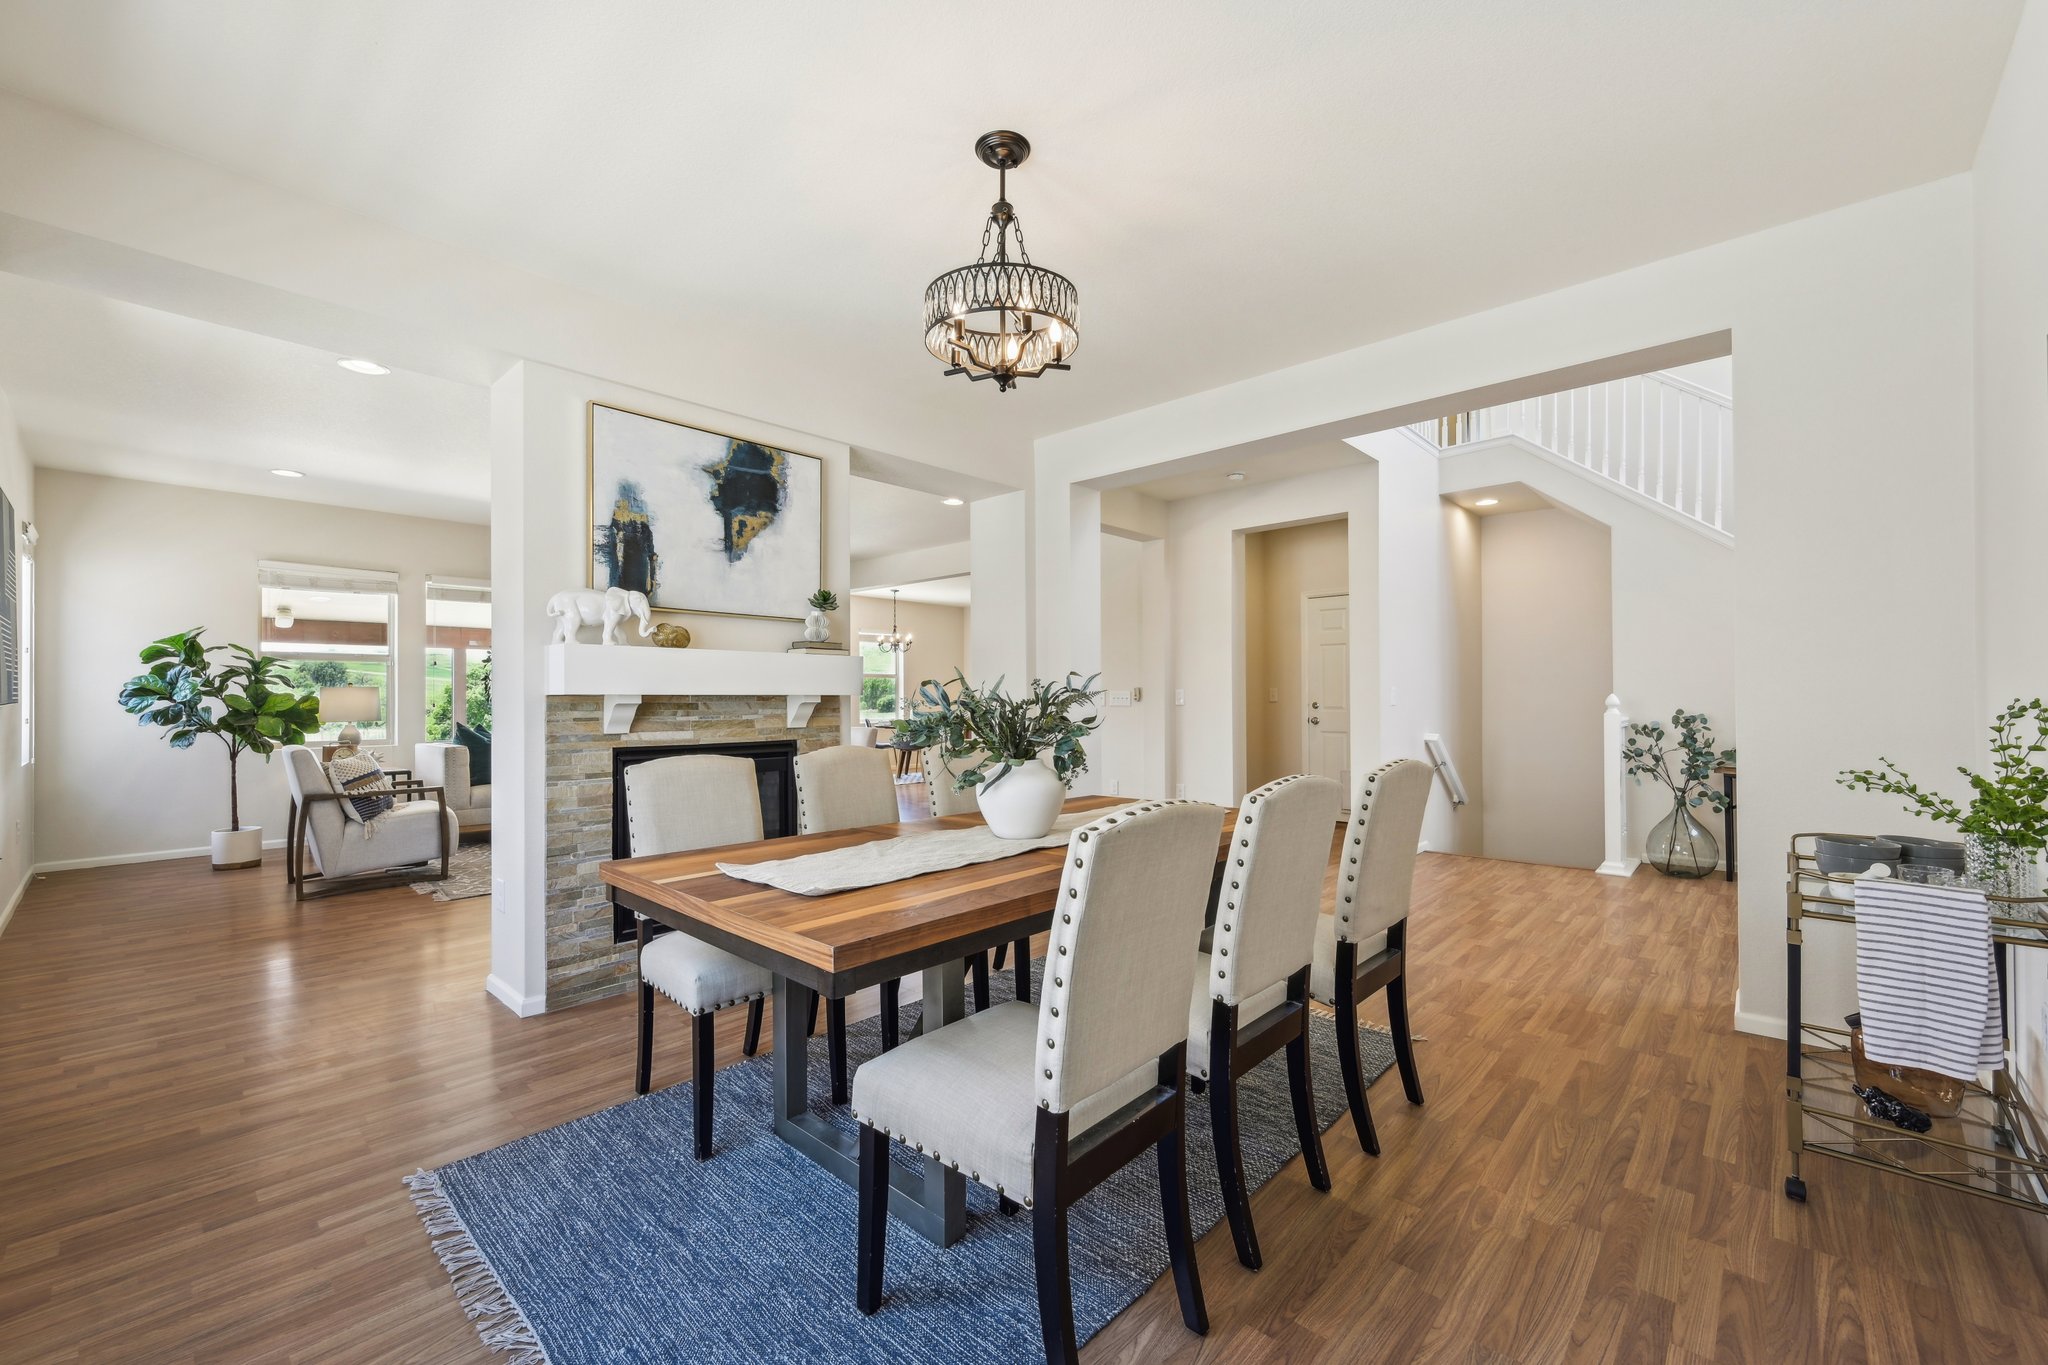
[1596,694,1639,878]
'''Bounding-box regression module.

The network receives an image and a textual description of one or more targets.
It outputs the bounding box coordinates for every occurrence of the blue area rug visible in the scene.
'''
[407,964,1396,1364]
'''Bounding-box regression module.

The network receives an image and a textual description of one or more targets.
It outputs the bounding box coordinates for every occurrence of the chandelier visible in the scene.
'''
[877,590,914,654]
[923,131,1079,392]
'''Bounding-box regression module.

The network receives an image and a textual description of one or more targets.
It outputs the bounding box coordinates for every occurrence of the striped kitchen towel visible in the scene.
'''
[1853,878,2002,1082]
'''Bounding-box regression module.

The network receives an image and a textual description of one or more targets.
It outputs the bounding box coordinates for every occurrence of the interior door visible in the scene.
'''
[1301,592,1350,804]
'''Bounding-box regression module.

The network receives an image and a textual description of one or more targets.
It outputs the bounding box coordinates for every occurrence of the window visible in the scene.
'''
[17,524,33,766]
[425,578,492,742]
[859,635,905,724]
[258,562,398,745]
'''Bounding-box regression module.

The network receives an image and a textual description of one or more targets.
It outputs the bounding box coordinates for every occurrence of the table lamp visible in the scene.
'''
[317,685,380,760]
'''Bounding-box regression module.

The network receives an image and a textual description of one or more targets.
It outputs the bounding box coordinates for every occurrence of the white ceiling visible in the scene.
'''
[855,576,971,609]
[847,477,970,560]
[0,272,490,521]
[1124,439,1368,503]
[0,1,2017,492]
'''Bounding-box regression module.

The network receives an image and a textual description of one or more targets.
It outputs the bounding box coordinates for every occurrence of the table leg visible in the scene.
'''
[769,974,967,1246]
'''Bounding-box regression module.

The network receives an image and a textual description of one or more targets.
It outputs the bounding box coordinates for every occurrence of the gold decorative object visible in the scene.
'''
[651,623,692,649]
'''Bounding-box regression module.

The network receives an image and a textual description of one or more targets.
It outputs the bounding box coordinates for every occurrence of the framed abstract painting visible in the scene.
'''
[586,402,822,622]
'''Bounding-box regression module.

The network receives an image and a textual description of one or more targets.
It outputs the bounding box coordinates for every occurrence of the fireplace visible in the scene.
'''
[608,737,799,942]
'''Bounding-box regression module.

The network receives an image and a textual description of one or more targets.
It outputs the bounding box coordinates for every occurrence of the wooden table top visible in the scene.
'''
[601,796,1233,993]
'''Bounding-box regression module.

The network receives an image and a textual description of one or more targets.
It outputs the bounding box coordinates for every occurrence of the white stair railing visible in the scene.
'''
[1408,370,1733,536]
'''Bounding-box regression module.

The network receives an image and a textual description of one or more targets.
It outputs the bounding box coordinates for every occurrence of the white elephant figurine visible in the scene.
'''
[547,587,656,646]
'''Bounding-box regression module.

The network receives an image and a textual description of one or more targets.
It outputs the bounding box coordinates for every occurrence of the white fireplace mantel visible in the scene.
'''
[544,642,862,733]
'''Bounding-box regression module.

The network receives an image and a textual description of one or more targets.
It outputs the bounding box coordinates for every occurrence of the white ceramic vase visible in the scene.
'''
[803,609,831,642]
[979,757,1065,839]
[211,826,263,871]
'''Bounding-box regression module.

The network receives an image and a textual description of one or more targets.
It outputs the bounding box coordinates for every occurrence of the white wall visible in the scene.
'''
[1973,0,2048,1107]
[1476,508,1612,869]
[1035,177,1980,1038]
[0,390,32,930]
[487,361,851,1014]
[33,468,489,869]
[969,492,1030,689]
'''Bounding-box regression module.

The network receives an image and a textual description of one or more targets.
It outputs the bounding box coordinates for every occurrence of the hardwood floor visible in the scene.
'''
[2,815,2044,1362]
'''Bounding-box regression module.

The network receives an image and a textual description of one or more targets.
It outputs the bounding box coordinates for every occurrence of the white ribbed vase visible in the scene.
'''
[978,759,1064,839]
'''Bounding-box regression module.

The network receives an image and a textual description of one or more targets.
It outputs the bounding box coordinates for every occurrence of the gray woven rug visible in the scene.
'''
[411,842,491,901]
[406,963,1400,1363]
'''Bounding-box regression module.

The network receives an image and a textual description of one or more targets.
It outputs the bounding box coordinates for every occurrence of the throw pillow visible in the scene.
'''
[326,753,395,824]
[456,721,492,787]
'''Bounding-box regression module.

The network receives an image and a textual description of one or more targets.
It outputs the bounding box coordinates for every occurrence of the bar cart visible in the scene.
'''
[1784,833,2048,1210]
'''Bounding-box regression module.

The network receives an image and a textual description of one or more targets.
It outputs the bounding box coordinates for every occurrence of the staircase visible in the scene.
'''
[1406,369,1733,538]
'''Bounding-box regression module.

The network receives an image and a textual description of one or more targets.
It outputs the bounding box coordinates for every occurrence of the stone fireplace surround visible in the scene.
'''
[544,693,842,1008]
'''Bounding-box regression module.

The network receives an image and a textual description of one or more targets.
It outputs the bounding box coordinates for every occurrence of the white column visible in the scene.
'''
[1596,692,1639,877]
[968,491,1031,688]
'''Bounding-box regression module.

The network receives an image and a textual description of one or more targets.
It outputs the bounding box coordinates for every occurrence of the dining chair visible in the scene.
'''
[852,800,1217,1364]
[923,747,1034,1004]
[1311,757,1433,1156]
[1189,772,1343,1270]
[626,754,774,1159]
[795,744,908,1094]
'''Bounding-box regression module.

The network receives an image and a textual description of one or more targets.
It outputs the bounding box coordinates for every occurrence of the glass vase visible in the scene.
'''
[1646,797,1719,878]
[1962,833,2039,899]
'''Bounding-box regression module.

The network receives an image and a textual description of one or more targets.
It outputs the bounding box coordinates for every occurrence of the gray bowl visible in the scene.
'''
[1815,834,1903,875]
[1885,833,1965,871]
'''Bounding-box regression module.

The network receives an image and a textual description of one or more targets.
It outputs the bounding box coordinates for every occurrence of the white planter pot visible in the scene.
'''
[212,826,264,871]
[979,759,1065,840]
[803,609,831,642]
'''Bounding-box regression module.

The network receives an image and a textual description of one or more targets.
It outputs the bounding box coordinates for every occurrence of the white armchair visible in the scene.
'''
[282,746,458,900]
[414,743,491,835]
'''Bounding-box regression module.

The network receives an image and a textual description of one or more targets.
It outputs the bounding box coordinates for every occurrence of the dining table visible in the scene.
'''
[601,795,1231,1246]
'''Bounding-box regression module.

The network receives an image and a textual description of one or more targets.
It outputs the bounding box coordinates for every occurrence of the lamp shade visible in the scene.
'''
[317,685,380,725]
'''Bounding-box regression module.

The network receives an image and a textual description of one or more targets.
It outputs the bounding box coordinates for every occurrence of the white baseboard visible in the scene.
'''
[1733,992,1786,1040]
[486,974,546,1018]
[0,869,28,938]
[1594,857,1641,878]
[34,838,288,874]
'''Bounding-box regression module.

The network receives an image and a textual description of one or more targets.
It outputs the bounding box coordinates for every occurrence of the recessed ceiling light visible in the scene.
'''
[1226,471,1247,482]
[942,497,964,506]
[337,358,390,376]
[1474,497,1499,507]
[270,469,305,478]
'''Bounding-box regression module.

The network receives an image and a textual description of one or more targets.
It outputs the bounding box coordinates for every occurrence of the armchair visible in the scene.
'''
[414,742,492,836]
[283,746,457,900]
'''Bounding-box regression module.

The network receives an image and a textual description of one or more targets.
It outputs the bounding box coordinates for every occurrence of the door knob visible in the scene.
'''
[1307,716,1320,726]
[1311,701,1320,709]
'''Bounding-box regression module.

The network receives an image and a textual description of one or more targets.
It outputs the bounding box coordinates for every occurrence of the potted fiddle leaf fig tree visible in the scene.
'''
[117,628,323,869]
[896,671,1103,839]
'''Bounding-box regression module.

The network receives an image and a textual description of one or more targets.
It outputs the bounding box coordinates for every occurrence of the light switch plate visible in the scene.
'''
[1268,687,1279,703]
[1106,689,1133,707]
[1175,689,1186,705]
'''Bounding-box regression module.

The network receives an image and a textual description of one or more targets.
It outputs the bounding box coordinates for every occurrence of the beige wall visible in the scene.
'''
[851,593,968,707]
[34,468,490,868]
[0,390,32,930]
[1243,518,1350,789]
[1442,501,1486,855]
[1478,508,1612,869]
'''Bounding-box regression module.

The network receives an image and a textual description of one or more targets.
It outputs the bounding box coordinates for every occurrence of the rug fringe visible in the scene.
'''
[405,1168,550,1365]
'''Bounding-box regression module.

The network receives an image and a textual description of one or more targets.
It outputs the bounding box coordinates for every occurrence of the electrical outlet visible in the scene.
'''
[1109,778,1121,795]
[1176,783,1187,799]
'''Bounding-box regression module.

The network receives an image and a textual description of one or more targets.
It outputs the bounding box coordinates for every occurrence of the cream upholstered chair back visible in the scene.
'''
[849,725,877,748]
[794,745,899,834]
[282,746,347,871]
[623,755,765,856]
[921,747,984,818]
[1035,801,1223,1114]
[1336,758,1433,943]
[1211,774,1342,1006]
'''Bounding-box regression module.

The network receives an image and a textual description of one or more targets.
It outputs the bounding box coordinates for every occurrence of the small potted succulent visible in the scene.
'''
[1624,709,1735,877]
[803,588,839,642]
[896,671,1102,838]
[1839,698,2048,897]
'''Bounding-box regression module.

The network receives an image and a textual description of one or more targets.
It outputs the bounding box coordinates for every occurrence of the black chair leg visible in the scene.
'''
[1388,964,1425,1106]
[1013,937,1032,1002]
[856,1123,888,1314]
[970,952,990,1012]
[1031,1192,1078,1364]
[742,997,764,1057]
[879,979,900,1051]
[806,988,820,1037]
[992,941,1008,971]
[691,1011,715,1160]
[1335,990,1380,1157]
[1158,1121,1210,1335]
[635,980,655,1096]
[1207,1014,1262,1270]
[827,996,850,1106]
[1287,1022,1333,1193]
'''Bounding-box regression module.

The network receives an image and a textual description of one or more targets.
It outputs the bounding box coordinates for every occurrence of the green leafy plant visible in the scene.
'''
[807,588,840,613]
[895,671,1103,793]
[116,628,323,831]
[1839,698,2048,849]
[1625,709,1736,813]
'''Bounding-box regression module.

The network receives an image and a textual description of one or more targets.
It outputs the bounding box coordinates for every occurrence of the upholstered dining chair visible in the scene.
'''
[1189,772,1343,1270]
[1311,757,1433,1156]
[852,800,1218,1364]
[922,747,1035,1004]
[627,754,775,1159]
[794,744,906,1093]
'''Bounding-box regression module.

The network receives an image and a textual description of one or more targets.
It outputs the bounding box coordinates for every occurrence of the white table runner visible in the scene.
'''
[715,805,1139,897]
